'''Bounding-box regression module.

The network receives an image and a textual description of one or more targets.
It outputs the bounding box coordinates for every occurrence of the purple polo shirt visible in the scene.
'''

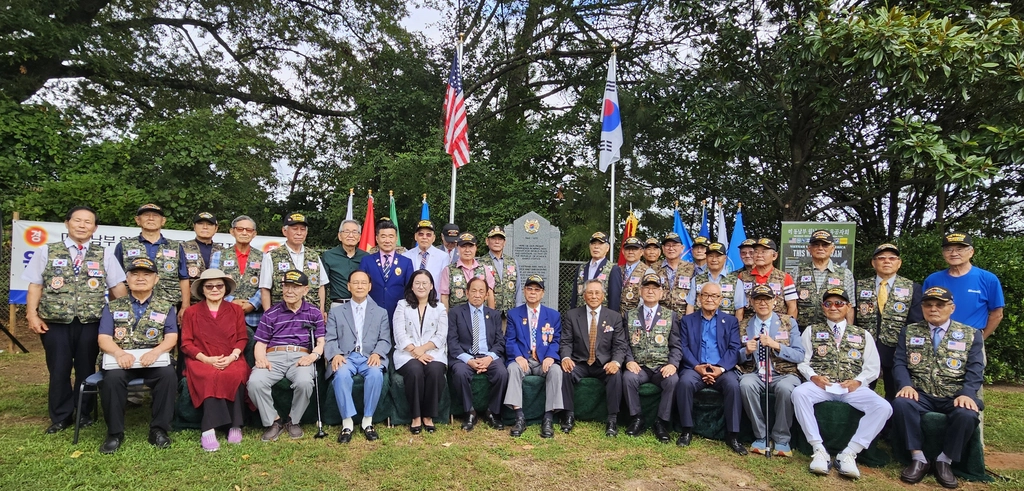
[255,300,326,348]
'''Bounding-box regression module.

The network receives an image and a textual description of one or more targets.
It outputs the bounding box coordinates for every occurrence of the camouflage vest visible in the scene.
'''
[795,263,848,329]
[738,267,788,317]
[219,247,264,302]
[658,260,695,312]
[478,253,518,312]
[625,306,676,367]
[576,260,615,308]
[807,323,869,382]
[268,245,322,306]
[38,243,109,323]
[447,262,489,307]
[618,261,647,313]
[903,321,976,398]
[180,239,226,279]
[120,236,182,305]
[855,276,915,348]
[107,295,174,350]
[736,314,798,376]
[693,270,739,315]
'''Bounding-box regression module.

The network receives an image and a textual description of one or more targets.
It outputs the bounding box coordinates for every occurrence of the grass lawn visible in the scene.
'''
[1,343,1023,490]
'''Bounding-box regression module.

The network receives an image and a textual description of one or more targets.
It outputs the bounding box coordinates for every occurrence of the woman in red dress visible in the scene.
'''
[181,268,250,451]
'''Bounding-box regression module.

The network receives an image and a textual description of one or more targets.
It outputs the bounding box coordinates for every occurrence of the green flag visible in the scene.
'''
[389,192,402,247]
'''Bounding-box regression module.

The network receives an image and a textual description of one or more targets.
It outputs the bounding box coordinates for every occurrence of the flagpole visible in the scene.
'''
[449,32,465,224]
[608,44,617,265]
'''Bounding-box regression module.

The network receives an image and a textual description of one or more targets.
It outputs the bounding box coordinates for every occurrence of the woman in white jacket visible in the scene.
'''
[392,269,449,434]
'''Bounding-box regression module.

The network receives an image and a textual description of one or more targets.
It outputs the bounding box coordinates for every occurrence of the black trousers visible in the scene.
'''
[40,320,99,424]
[563,361,623,416]
[99,365,177,435]
[201,384,246,431]
[893,392,982,462]
[398,361,447,419]
[870,343,898,402]
[676,369,742,433]
[450,357,509,415]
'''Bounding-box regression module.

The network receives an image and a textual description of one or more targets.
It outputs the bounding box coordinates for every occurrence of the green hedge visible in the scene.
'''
[853,235,1024,383]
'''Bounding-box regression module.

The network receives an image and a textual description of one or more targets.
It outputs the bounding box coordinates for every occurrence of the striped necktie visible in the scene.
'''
[382,254,391,281]
[420,250,428,270]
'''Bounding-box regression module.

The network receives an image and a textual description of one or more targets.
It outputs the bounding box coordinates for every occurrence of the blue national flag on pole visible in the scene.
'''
[673,208,694,262]
[726,206,747,274]
[699,205,710,239]
[421,194,430,221]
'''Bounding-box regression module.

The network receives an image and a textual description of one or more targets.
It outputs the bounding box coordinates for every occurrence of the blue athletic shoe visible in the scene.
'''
[750,438,769,455]
[774,441,793,457]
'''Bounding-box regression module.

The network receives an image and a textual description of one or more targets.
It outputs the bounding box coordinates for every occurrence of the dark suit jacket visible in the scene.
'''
[624,305,683,368]
[505,304,561,361]
[323,296,392,377]
[677,310,741,371]
[560,306,627,366]
[568,259,624,311]
[358,252,413,321]
[447,303,506,364]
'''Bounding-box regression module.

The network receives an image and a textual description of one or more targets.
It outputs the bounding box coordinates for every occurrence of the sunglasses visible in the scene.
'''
[204,283,226,290]
[233,227,255,233]
[822,300,847,308]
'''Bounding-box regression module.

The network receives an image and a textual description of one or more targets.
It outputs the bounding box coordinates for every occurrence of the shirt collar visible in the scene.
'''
[588,305,602,316]
[929,319,952,332]
[490,252,503,261]
[875,276,894,289]
[64,237,88,251]
[826,319,847,330]
[130,293,153,306]
[458,258,481,269]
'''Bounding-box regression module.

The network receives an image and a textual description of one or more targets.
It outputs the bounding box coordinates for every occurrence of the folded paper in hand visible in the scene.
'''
[102,349,171,370]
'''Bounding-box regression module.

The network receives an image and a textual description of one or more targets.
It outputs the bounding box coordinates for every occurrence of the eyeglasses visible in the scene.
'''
[752,298,773,304]
[340,230,360,235]
[700,294,722,300]
[822,300,847,308]
[204,283,226,290]
[233,227,255,233]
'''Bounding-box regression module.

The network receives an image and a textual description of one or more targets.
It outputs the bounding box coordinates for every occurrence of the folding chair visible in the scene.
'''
[73,371,149,444]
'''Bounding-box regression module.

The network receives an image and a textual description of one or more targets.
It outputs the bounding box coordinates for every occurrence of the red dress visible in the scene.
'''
[181,301,250,407]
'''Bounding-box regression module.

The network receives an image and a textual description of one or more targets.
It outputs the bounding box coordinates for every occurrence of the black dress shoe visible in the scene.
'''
[78,413,95,428]
[605,419,619,437]
[934,461,958,489]
[625,415,644,437]
[45,416,74,434]
[676,431,692,447]
[510,416,527,437]
[540,417,555,438]
[462,412,478,431]
[725,435,748,456]
[409,425,422,435]
[900,460,931,484]
[337,428,353,444]
[424,424,436,434]
[485,412,504,430]
[560,412,575,434]
[652,419,671,443]
[148,428,171,449]
[99,433,123,454]
[364,425,380,441]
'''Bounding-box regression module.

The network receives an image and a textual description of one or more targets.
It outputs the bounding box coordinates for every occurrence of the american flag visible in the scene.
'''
[443,52,469,168]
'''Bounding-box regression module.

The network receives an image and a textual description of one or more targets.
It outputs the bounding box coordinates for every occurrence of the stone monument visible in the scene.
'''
[505,212,561,309]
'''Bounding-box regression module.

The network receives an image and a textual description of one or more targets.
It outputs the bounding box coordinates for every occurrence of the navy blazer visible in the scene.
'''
[568,259,624,312]
[505,304,561,362]
[358,251,413,321]
[677,310,741,371]
[447,303,506,364]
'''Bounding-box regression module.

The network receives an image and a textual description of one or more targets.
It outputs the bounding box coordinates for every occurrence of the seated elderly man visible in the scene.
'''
[894,287,985,489]
[96,258,179,454]
[248,270,326,441]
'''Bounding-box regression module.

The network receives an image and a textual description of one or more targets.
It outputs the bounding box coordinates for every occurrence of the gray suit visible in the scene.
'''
[325,297,391,419]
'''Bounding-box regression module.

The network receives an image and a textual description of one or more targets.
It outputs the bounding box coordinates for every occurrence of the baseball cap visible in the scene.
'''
[283,213,308,227]
[136,203,165,216]
[282,270,309,286]
[942,232,973,247]
[872,243,900,257]
[524,274,545,289]
[706,242,726,255]
[922,286,954,303]
[193,212,217,225]
[457,233,477,246]
[415,220,435,231]
[750,284,775,299]
[822,287,850,302]
[590,232,609,244]
[487,226,506,238]
[623,237,643,249]
[754,238,777,251]
[809,229,835,244]
[442,223,460,243]
[125,257,157,273]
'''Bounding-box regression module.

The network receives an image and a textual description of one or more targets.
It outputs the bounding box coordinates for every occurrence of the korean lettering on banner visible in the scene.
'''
[779,221,857,276]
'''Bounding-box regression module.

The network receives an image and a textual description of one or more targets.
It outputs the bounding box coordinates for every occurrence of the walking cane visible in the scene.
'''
[759,329,772,460]
[305,323,328,439]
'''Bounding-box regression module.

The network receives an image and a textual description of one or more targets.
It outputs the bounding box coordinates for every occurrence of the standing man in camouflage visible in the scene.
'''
[692,236,710,277]
[221,215,265,329]
[737,285,804,457]
[439,233,496,309]
[855,243,923,402]
[259,212,328,318]
[893,287,984,489]
[622,273,680,443]
[113,203,188,309]
[657,233,695,315]
[181,212,226,309]
[738,238,757,274]
[688,242,742,317]
[642,238,662,269]
[568,232,622,311]
[323,219,370,308]
[618,237,647,314]
[477,225,521,315]
[24,206,127,434]
[736,238,798,320]
[795,230,856,328]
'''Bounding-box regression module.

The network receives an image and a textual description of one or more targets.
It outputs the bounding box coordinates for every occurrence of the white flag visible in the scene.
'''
[716,203,729,248]
[599,52,622,172]
[345,190,354,221]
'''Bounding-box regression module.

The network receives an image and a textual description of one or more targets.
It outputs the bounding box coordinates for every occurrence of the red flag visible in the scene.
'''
[443,52,470,168]
[617,210,639,266]
[359,193,376,251]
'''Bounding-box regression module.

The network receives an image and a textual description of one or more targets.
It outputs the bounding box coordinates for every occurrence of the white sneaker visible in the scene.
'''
[809,448,831,475]
[835,452,861,479]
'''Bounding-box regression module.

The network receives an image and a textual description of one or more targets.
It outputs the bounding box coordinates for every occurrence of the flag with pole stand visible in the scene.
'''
[444,37,469,223]
[358,190,376,251]
[673,201,695,262]
[600,48,623,262]
[699,201,709,239]
[388,190,402,248]
[716,202,729,248]
[617,209,639,266]
[725,204,747,274]
[345,188,354,221]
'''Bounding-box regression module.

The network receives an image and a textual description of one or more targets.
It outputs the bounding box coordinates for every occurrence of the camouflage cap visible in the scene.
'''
[524,274,545,289]
[282,269,309,286]
[822,287,850,302]
[706,242,727,255]
[126,257,158,273]
[922,286,954,303]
